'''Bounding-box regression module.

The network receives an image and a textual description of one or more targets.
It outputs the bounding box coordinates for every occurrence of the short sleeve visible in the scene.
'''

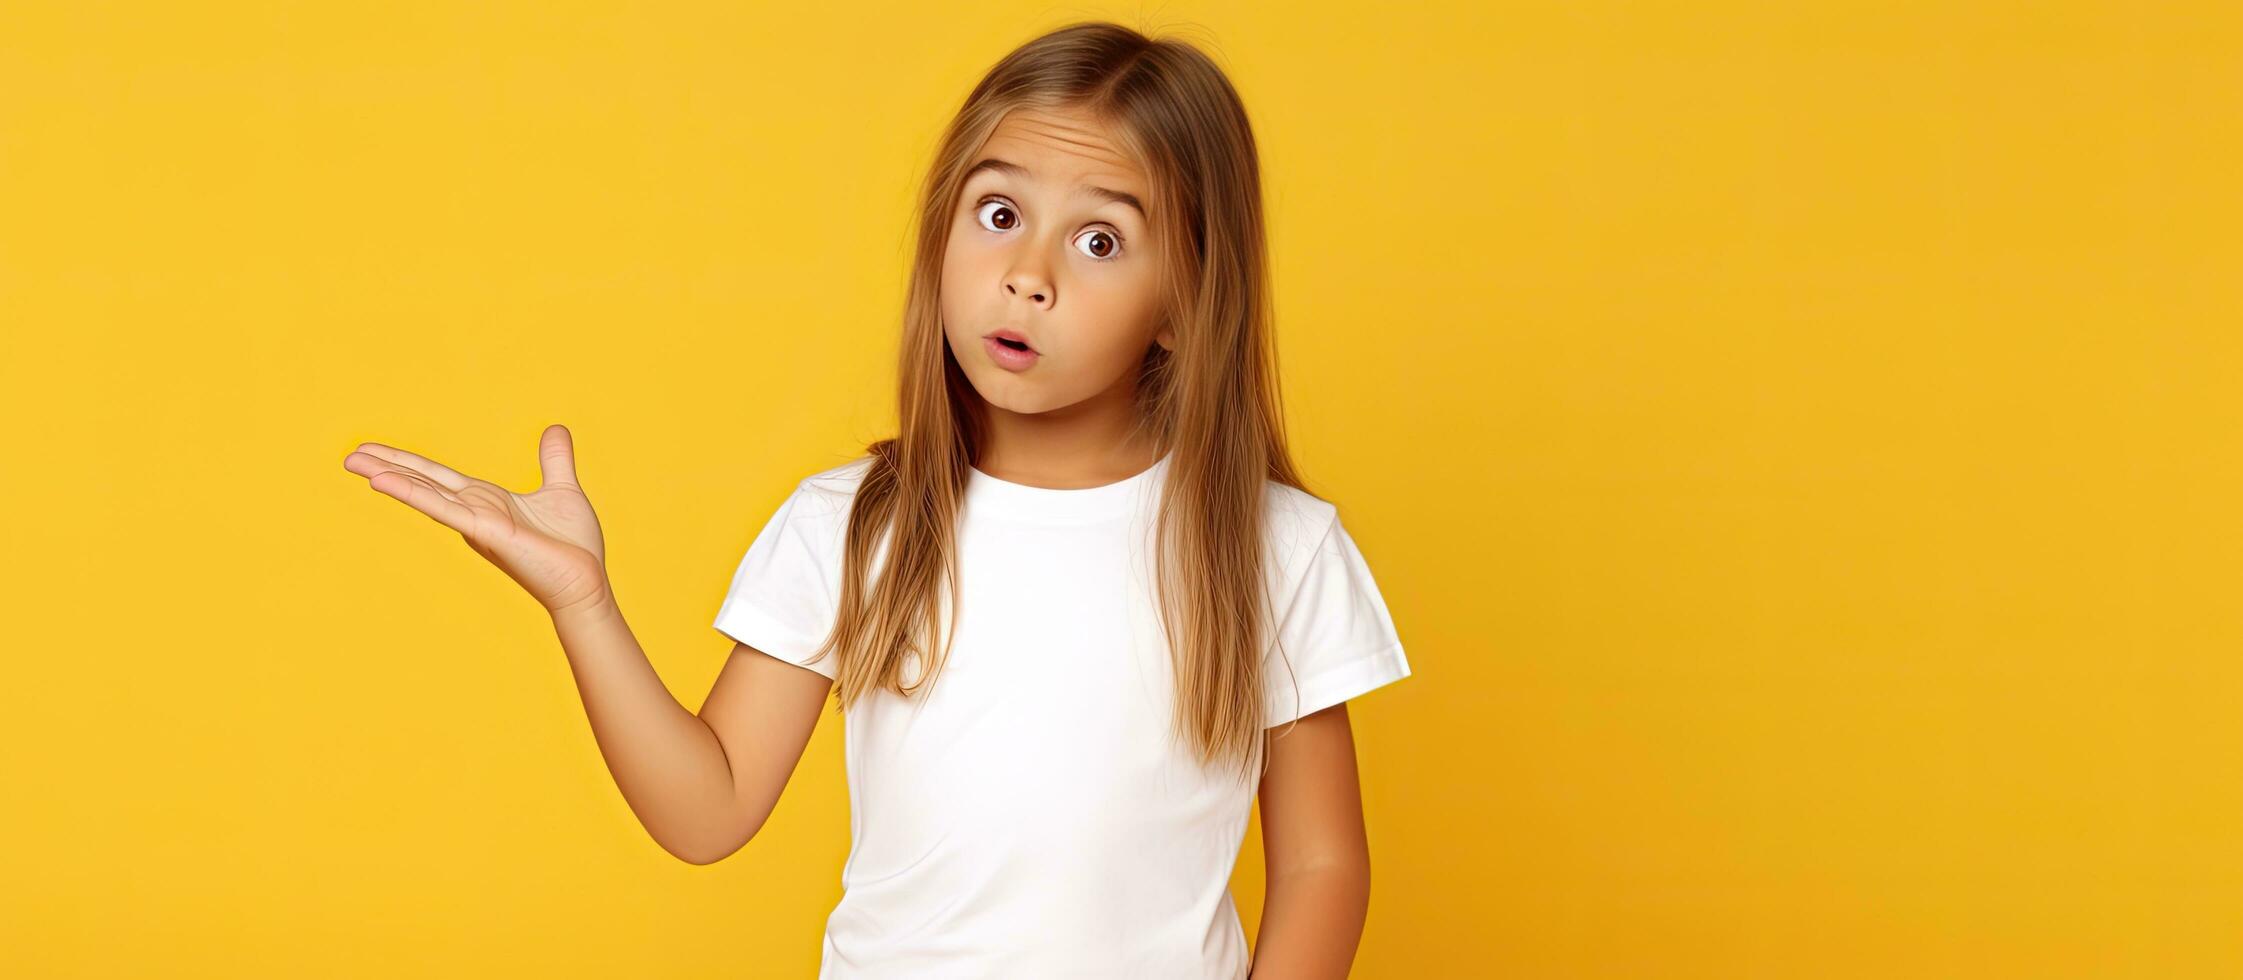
[1263,513,1413,727]
[712,481,843,680]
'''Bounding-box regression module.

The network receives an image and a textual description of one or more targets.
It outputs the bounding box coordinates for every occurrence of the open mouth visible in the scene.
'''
[983,332,1039,369]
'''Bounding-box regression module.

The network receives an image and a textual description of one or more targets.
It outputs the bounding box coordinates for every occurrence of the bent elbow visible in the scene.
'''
[661,829,754,867]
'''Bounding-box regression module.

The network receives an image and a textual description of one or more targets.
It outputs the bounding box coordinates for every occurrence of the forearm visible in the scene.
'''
[549,589,744,863]
[1248,863,1371,980]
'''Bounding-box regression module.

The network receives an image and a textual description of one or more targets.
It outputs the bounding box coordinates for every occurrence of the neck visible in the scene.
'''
[974,373,1161,489]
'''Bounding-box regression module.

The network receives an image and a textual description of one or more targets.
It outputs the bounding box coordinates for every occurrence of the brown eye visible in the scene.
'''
[974,199,1018,232]
[973,197,1126,263]
[1074,228,1124,261]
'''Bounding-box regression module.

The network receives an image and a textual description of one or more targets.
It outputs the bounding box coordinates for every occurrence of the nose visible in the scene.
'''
[1005,270,1053,309]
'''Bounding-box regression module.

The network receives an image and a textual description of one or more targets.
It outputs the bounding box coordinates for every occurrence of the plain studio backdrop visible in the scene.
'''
[1,1,2236,977]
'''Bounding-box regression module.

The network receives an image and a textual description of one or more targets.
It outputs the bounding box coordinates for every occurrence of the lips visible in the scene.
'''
[982,334,1040,372]
[985,329,1037,353]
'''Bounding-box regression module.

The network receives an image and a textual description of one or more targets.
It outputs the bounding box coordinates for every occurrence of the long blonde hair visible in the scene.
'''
[810,20,1313,783]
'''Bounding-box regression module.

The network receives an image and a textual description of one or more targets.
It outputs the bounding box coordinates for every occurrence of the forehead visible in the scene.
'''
[970,107,1146,190]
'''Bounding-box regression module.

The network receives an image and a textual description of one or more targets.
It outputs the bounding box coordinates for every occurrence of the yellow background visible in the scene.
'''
[3,1,2237,976]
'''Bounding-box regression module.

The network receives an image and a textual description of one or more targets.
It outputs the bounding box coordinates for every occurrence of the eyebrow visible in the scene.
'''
[963,157,1145,220]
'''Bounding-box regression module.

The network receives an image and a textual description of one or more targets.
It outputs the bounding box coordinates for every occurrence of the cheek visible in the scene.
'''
[938,239,974,325]
[942,221,991,277]
[1074,283,1159,358]
[1090,267,1162,332]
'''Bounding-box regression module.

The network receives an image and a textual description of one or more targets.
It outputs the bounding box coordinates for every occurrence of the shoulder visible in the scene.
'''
[1263,479,1339,547]
[787,454,878,520]
[1260,479,1341,592]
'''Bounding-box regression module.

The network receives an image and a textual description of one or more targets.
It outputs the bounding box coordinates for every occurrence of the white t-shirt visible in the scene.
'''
[711,451,1411,979]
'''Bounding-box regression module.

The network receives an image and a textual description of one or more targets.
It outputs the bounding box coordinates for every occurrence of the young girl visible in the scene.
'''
[343,21,1411,979]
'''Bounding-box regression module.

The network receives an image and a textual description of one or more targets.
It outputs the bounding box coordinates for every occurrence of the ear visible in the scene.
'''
[1154,323,1175,352]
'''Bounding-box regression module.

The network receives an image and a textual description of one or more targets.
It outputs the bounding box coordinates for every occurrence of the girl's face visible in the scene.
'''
[941,106,1172,416]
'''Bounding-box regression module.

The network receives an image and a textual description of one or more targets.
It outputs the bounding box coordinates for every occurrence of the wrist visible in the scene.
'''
[548,584,619,628]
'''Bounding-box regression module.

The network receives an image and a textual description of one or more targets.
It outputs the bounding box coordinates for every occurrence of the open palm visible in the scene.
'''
[343,424,611,616]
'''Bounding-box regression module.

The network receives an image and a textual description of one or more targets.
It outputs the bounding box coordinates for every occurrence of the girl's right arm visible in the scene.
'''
[549,599,832,865]
[343,424,831,865]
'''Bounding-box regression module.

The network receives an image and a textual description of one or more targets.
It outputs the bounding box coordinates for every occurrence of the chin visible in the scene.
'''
[975,378,1067,415]
[979,389,1048,415]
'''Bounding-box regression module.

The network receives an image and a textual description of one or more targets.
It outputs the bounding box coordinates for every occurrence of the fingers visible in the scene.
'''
[341,449,447,497]
[347,441,476,492]
[359,463,478,535]
[537,424,580,488]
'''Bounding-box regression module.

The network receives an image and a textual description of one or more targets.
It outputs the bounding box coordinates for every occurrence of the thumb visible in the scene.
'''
[538,423,580,487]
